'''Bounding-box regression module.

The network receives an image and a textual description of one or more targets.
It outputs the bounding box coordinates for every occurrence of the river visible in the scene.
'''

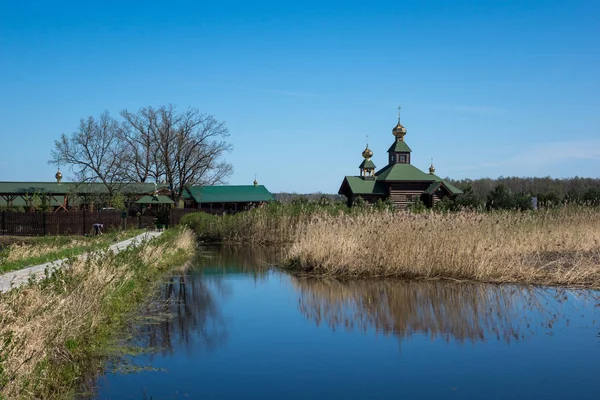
[94,246,600,399]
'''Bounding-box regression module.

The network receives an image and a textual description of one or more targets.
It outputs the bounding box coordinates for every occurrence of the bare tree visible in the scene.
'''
[120,106,163,183]
[51,105,233,202]
[121,105,233,201]
[50,111,124,195]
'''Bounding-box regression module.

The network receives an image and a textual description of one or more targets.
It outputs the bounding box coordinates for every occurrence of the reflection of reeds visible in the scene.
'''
[194,246,284,275]
[287,207,600,287]
[132,274,228,357]
[128,246,284,359]
[292,277,597,344]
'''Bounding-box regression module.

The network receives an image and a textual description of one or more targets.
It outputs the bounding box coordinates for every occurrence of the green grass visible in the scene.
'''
[0,230,143,274]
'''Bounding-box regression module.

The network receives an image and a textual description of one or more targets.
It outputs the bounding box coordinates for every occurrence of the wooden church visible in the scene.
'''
[338,112,462,209]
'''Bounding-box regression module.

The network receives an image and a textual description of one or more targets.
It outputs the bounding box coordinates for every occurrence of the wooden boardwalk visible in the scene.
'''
[0,231,162,293]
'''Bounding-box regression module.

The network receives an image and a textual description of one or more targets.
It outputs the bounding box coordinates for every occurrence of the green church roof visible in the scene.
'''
[423,178,463,196]
[359,159,376,169]
[387,140,412,153]
[430,175,463,195]
[185,185,275,203]
[340,176,386,195]
[375,163,436,182]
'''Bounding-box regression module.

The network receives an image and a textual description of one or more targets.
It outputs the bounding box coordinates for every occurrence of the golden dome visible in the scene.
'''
[392,121,407,140]
[362,145,373,159]
[55,169,63,183]
[253,178,258,186]
[429,163,435,175]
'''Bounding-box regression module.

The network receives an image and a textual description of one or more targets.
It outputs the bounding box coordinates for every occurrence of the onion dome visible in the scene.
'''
[253,178,258,186]
[362,145,373,159]
[392,121,407,140]
[55,168,63,183]
[429,162,435,175]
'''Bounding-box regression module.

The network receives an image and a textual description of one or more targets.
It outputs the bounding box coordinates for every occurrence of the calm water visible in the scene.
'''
[94,247,600,399]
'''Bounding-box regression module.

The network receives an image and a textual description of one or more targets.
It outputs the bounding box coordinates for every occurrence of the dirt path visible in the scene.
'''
[0,231,163,293]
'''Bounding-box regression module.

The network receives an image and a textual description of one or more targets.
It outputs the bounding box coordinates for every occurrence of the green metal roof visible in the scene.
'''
[375,163,437,182]
[359,159,376,169]
[424,181,442,195]
[339,176,386,195]
[0,182,166,195]
[186,185,275,203]
[136,195,175,204]
[423,179,463,196]
[430,175,463,195]
[387,139,412,153]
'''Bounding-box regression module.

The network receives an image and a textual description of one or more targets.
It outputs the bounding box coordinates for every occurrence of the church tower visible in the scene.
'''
[359,142,376,180]
[387,106,412,165]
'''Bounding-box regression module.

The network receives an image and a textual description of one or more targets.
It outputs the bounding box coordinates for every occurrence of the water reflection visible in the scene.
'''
[293,277,599,344]
[95,247,600,400]
[134,274,228,357]
[132,246,283,357]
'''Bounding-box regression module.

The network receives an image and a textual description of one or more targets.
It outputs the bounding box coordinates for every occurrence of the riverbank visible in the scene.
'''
[0,227,195,399]
[0,230,143,274]
[182,206,600,287]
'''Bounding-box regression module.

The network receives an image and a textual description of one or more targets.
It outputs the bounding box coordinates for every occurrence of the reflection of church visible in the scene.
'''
[338,112,462,209]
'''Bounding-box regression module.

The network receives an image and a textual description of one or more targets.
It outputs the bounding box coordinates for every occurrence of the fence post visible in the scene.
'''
[83,209,86,235]
[1,211,4,235]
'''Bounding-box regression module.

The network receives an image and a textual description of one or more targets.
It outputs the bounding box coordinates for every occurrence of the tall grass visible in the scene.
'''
[287,207,600,286]
[0,230,143,273]
[181,202,348,245]
[0,228,195,399]
[182,205,600,287]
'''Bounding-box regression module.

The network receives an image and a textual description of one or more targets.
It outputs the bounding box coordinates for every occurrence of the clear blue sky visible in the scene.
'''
[1,0,599,193]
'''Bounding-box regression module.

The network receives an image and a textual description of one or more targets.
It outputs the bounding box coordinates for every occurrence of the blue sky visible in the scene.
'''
[1,0,599,193]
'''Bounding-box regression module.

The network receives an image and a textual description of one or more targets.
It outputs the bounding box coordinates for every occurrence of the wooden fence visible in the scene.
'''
[0,209,200,236]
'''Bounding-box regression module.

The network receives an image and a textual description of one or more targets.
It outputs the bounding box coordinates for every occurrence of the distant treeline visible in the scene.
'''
[446,176,600,204]
[275,176,600,211]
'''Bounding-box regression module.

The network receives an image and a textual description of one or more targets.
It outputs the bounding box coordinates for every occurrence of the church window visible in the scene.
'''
[399,154,407,163]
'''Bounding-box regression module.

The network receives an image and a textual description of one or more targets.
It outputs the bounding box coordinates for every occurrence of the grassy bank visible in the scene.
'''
[0,230,143,274]
[182,205,600,287]
[0,227,195,399]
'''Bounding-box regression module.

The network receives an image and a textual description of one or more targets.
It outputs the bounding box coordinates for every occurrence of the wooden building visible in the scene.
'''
[339,114,462,209]
[183,181,275,214]
[0,170,170,211]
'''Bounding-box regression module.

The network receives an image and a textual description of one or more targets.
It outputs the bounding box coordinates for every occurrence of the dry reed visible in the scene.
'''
[0,228,195,398]
[286,207,600,287]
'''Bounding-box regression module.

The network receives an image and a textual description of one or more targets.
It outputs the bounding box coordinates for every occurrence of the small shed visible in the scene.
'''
[183,184,275,214]
[136,195,175,207]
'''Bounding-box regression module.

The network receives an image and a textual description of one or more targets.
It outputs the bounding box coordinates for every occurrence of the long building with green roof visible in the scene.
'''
[183,180,275,214]
[0,169,170,210]
[339,114,462,209]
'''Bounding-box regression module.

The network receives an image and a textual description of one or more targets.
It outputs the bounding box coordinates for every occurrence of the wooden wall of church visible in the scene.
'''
[387,182,429,209]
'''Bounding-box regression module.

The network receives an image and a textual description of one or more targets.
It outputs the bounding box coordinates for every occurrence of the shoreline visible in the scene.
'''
[0,227,196,399]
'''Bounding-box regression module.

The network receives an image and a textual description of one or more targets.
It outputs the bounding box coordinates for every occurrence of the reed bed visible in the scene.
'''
[181,204,323,245]
[0,228,195,399]
[182,206,600,286]
[287,207,600,287]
